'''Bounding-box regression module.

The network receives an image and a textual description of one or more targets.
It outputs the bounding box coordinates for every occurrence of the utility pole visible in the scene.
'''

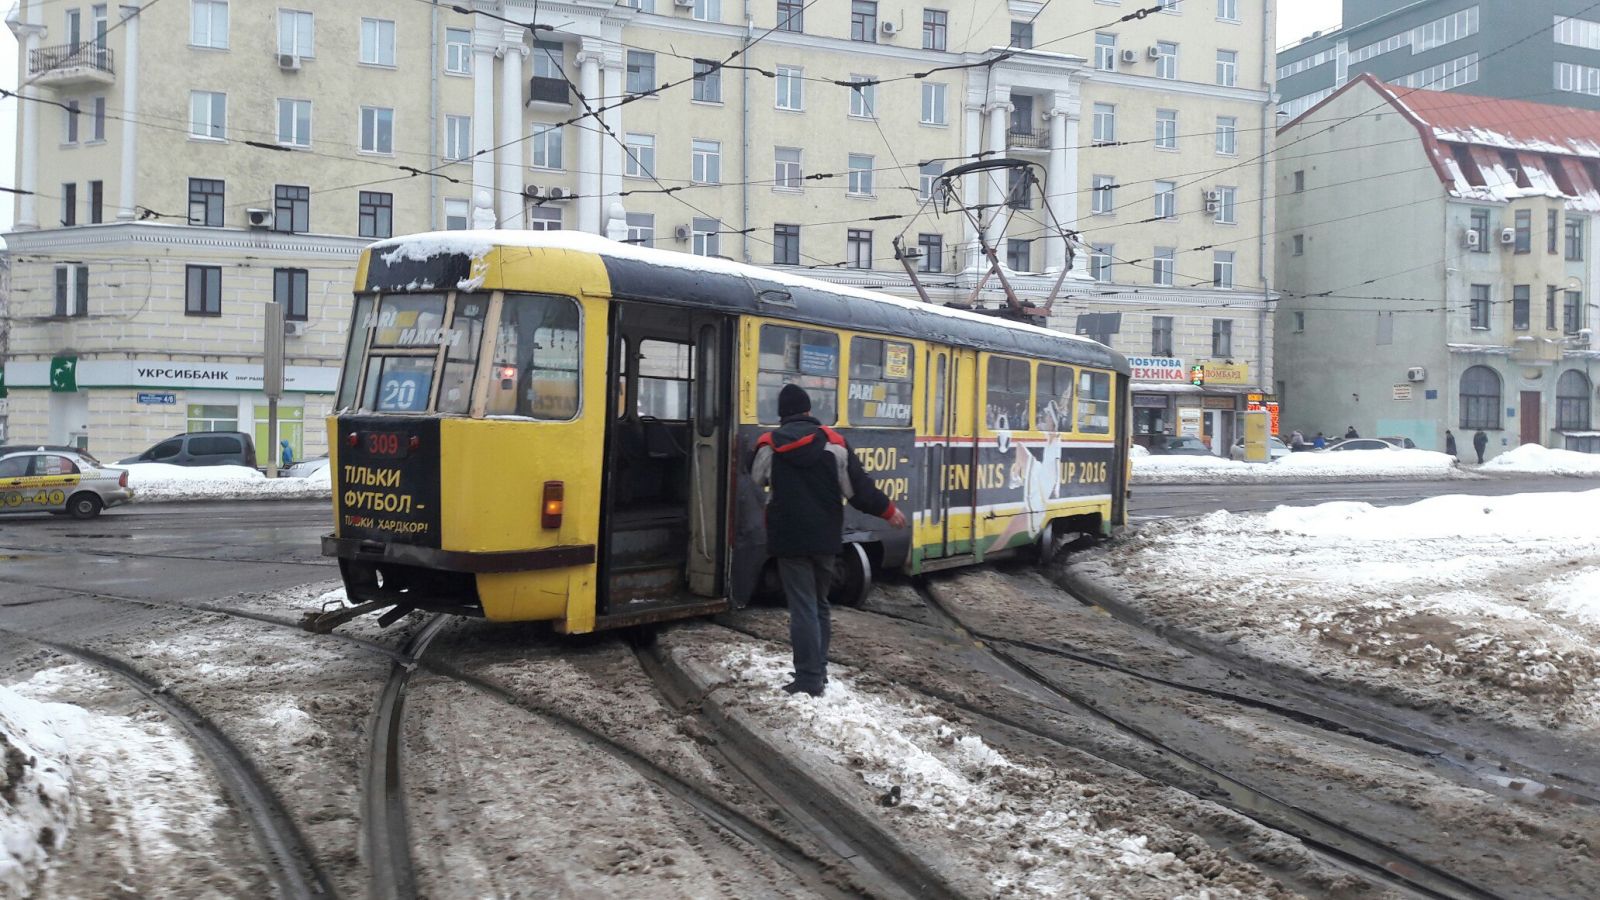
[263,301,284,477]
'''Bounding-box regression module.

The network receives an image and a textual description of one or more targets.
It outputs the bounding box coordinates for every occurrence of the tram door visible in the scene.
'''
[927,346,978,560]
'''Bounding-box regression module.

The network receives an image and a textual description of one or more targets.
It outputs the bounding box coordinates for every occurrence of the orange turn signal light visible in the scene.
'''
[541,481,564,529]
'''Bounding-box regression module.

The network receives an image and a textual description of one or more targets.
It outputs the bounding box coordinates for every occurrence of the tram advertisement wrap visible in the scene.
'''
[334,416,442,547]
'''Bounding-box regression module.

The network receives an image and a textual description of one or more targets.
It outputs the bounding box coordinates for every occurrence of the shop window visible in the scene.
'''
[757,325,839,424]
[486,293,583,420]
[985,356,1030,431]
[847,337,913,426]
[1077,371,1112,434]
[1035,364,1074,431]
[186,404,238,432]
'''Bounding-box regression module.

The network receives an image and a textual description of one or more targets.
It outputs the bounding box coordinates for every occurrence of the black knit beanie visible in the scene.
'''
[778,383,811,418]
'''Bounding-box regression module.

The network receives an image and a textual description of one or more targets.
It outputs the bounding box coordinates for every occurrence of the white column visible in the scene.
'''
[597,46,624,235]
[471,39,496,225]
[1044,107,1070,273]
[961,102,983,271]
[576,49,602,234]
[115,4,140,221]
[497,38,527,228]
[983,103,1011,254]
[14,22,45,229]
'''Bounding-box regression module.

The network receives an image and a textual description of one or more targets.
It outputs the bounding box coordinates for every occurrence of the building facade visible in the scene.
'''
[1278,1,1600,120]
[1275,75,1600,459]
[4,0,1274,460]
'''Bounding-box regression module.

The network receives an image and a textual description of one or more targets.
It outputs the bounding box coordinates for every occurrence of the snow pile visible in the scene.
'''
[121,463,332,502]
[0,684,74,895]
[1076,489,1600,728]
[1132,448,1463,483]
[1480,443,1600,477]
[709,644,1255,897]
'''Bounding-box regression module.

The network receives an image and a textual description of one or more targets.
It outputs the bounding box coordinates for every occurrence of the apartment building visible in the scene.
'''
[1276,75,1600,458]
[3,0,1273,458]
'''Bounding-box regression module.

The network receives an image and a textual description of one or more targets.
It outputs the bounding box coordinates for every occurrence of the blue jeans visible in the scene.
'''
[778,555,835,690]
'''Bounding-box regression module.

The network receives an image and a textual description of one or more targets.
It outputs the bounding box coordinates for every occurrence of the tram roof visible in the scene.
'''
[365,230,1129,374]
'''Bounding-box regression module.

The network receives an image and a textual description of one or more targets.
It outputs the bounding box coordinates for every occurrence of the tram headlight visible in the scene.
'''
[541,481,564,529]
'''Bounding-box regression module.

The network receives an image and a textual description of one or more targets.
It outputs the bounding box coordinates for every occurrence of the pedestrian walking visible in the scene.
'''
[1472,429,1488,464]
[1444,430,1458,459]
[1313,432,1326,449]
[751,384,906,697]
[1344,425,1359,439]
[1289,429,1305,450]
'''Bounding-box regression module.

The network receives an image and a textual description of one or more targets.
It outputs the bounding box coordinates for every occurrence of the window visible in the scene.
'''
[1092,175,1116,214]
[1293,311,1305,333]
[526,207,562,231]
[1215,49,1237,85]
[278,9,313,57]
[626,51,656,95]
[1152,316,1174,355]
[445,198,469,231]
[183,406,237,434]
[692,217,720,257]
[1558,370,1592,429]
[1469,208,1489,252]
[445,115,471,161]
[922,9,947,50]
[185,265,222,316]
[1212,319,1233,356]
[1565,290,1584,334]
[277,98,311,147]
[60,183,76,226]
[274,184,309,233]
[625,212,654,246]
[848,154,874,196]
[986,357,1030,430]
[773,223,801,265]
[692,139,721,184]
[1514,209,1531,253]
[849,76,877,118]
[1154,180,1176,218]
[774,147,802,189]
[776,65,804,110]
[918,161,943,200]
[1215,116,1237,155]
[360,18,395,67]
[91,97,105,142]
[1549,209,1559,254]
[1090,244,1113,281]
[445,27,471,74]
[851,0,878,42]
[1213,250,1235,288]
[188,178,223,227]
[1155,42,1178,79]
[1470,284,1491,328]
[191,0,229,48]
[273,268,309,321]
[758,326,839,424]
[359,106,393,154]
[633,339,691,420]
[1010,20,1033,49]
[88,180,102,224]
[693,0,720,22]
[53,264,89,317]
[1007,239,1032,273]
[849,337,914,426]
[1218,0,1238,20]
[847,229,873,268]
[63,99,80,145]
[917,233,943,272]
[1567,216,1585,260]
[1077,371,1111,434]
[777,0,804,32]
[693,59,722,103]
[1152,247,1175,285]
[1006,167,1032,209]
[485,294,583,420]
[624,133,654,178]
[921,82,947,124]
[1095,33,1117,71]
[1459,365,1501,430]
[1293,170,1305,192]
[190,90,225,140]
[530,124,563,169]
[1513,284,1530,329]
[1092,103,1116,144]
[1213,186,1236,224]
[359,191,392,239]
[1292,234,1304,256]
[1548,285,1560,330]
[1155,108,1177,149]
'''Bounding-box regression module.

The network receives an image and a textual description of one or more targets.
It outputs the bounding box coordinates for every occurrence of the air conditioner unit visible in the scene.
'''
[672,0,694,7]
[284,320,309,337]
[1406,366,1426,382]
[1500,227,1516,244]
[1147,45,1162,59]
[1120,49,1138,64]
[277,53,301,71]
[1463,229,1480,249]
[524,184,542,199]
[673,224,691,242]
[246,208,273,229]
[546,187,567,201]
[881,21,899,35]
[1204,190,1220,202]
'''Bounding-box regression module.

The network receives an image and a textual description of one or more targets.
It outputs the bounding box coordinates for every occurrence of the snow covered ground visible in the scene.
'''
[1133,447,1465,484]
[1480,443,1600,477]
[1072,489,1600,729]
[120,463,331,502]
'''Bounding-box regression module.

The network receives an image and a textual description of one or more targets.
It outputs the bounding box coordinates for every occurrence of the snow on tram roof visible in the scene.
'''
[369,229,1109,351]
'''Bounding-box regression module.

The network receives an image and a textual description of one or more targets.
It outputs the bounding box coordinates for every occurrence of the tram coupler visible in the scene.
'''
[299,599,394,634]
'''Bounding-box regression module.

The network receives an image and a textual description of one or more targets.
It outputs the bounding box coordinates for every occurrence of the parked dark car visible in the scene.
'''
[1149,435,1215,456]
[119,432,258,468]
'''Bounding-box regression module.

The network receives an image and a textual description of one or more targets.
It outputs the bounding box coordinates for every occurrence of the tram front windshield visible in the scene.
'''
[336,292,488,414]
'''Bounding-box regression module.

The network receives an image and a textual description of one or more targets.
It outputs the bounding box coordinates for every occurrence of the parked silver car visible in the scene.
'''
[0,450,134,519]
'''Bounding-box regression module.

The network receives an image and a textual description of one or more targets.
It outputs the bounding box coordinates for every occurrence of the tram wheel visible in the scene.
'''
[832,543,873,608]
[1035,520,1059,566]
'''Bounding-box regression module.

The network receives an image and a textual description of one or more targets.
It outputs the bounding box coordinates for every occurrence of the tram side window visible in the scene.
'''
[437,295,487,414]
[847,337,914,426]
[985,356,1031,431]
[638,339,692,419]
[489,293,583,420]
[758,325,839,424]
[338,295,375,410]
[1036,364,1074,432]
[1077,370,1112,434]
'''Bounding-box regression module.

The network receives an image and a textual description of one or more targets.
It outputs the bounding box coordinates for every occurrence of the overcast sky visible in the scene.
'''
[0,1,1345,233]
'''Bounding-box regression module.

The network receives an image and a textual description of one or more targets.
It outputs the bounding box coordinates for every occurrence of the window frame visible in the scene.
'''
[1470,283,1491,329]
[1513,284,1531,330]
[984,355,1032,432]
[1155,41,1178,79]
[849,76,877,118]
[1213,185,1237,224]
[276,97,311,148]
[626,51,656,95]
[53,264,90,317]
[851,0,878,42]
[1092,102,1116,144]
[1151,316,1174,355]
[773,223,801,265]
[185,264,223,317]
[1154,180,1176,218]
[1557,370,1592,430]
[273,183,310,234]
[1091,174,1116,214]
[757,324,840,425]
[277,8,314,58]
[1213,250,1235,288]
[1215,49,1237,86]
[359,106,395,155]
[1155,108,1178,150]
[1459,365,1502,430]
[529,123,564,170]
[922,8,947,51]
[191,0,229,49]
[846,228,873,269]
[359,17,396,68]
[624,132,655,178]
[1566,215,1585,260]
[1514,209,1532,253]
[692,59,723,103]
[1095,32,1117,71]
[1211,318,1233,356]
[847,336,915,427]
[358,190,393,239]
[444,27,472,75]
[692,139,721,184]
[847,153,875,196]
[274,267,309,321]
[777,0,804,32]
[444,114,471,161]
[917,233,943,273]
[188,177,224,227]
[774,147,803,190]
[189,90,226,141]
[1152,247,1175,285]
[921,82,947,125]
[1215,115,1237,155]
[775,65,804,110]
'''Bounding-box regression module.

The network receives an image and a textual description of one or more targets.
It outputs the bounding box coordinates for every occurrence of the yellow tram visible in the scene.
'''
[321,232,1131,633]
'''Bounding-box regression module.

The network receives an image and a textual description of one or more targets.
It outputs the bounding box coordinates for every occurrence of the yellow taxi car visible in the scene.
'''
[0,449,134,519]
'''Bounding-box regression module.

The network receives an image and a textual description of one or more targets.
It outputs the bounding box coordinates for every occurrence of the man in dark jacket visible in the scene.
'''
[1344,425,1359,439]
[751,384,906,696]
[1444,430,1458,459]
[1472,429,1489,464]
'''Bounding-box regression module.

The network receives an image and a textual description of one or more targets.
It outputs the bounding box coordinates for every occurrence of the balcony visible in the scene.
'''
[28,42,115,88]
[528,76,570,106]
[1007,126,1049,152]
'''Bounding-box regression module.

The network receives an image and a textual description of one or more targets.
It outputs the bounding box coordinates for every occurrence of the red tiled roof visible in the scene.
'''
[1380,81,1600,156]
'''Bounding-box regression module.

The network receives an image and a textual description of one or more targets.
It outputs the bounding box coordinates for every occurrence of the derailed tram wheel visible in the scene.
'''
[1035,520,1058,566]
[832,542,872,607]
